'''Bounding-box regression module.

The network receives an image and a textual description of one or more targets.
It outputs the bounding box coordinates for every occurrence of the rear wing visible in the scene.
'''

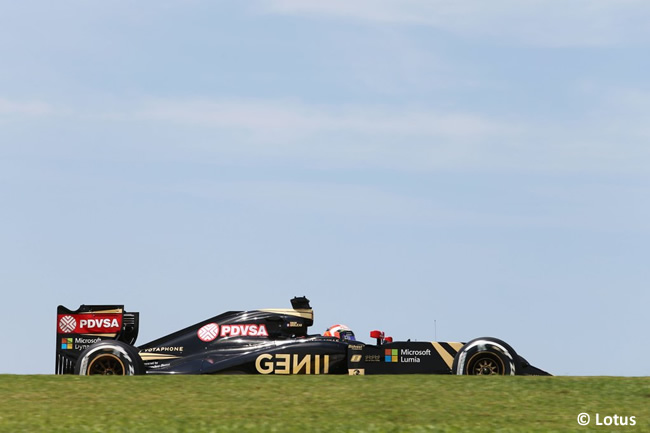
[55,304,139,374]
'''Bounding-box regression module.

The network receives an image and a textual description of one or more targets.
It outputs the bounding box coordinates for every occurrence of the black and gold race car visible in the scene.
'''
[55,297,550,376]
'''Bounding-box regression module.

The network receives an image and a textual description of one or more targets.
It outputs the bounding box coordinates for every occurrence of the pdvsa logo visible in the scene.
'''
[80,318,120,329]
[59,316,77,333]
[198,323,220,342]
[221,324,268,337]
[57,314,122,334]
[197,323,269,342]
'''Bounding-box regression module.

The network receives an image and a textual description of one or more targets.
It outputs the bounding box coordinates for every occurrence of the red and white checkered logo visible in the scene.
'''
[197,323,220,342]
[59,315,77,333]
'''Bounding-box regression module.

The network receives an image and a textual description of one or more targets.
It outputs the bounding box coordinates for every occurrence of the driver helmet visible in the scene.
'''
[324,324,356,341]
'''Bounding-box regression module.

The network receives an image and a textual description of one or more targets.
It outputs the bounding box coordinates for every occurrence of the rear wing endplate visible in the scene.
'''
[55,304,139,374]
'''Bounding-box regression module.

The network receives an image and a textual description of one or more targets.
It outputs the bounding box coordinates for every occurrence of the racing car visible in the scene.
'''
[55,297,550,376]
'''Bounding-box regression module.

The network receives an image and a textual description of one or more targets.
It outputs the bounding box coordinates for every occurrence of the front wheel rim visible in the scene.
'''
[466,352,505,375]
[473,358,500,375]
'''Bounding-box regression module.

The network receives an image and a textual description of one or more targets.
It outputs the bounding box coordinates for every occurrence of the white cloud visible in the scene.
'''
[132,97,650,173]
[3,95,649,174]
[169,177,650,232]
[173,180,448,222]
[255,0,650,47]
[0,98,55,116]
[131,98,527,171]
[136,98,516,141]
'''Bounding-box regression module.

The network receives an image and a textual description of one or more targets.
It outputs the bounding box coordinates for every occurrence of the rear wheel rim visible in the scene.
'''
[88,354,125,375]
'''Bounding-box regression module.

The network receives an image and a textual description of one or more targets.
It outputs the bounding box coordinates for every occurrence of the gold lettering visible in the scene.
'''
[255,354,273,374]
[275,354,290,374]
[255,353,332,375]
[293,354,311,374]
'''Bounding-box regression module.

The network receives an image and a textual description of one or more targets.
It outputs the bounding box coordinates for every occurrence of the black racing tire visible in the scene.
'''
[452,337,520,376]
[74,340,145,375]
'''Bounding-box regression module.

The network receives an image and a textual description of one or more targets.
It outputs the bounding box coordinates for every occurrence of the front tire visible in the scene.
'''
[74,340,145,375]
[452,337,520,376]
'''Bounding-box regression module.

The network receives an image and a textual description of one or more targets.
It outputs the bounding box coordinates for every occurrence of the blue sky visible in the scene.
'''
[1,1,649,375]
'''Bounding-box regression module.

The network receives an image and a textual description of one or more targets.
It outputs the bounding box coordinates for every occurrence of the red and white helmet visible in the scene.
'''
[323,324,356,341]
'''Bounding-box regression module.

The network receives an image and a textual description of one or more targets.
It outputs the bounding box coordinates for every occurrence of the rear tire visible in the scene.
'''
[452,337,520,376]
[74,340,145,375]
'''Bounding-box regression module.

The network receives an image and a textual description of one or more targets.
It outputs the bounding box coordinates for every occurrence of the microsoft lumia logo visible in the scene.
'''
[385,349,398,362]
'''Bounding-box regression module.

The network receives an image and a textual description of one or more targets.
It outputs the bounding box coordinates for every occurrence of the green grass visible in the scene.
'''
[1,375,648,432]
